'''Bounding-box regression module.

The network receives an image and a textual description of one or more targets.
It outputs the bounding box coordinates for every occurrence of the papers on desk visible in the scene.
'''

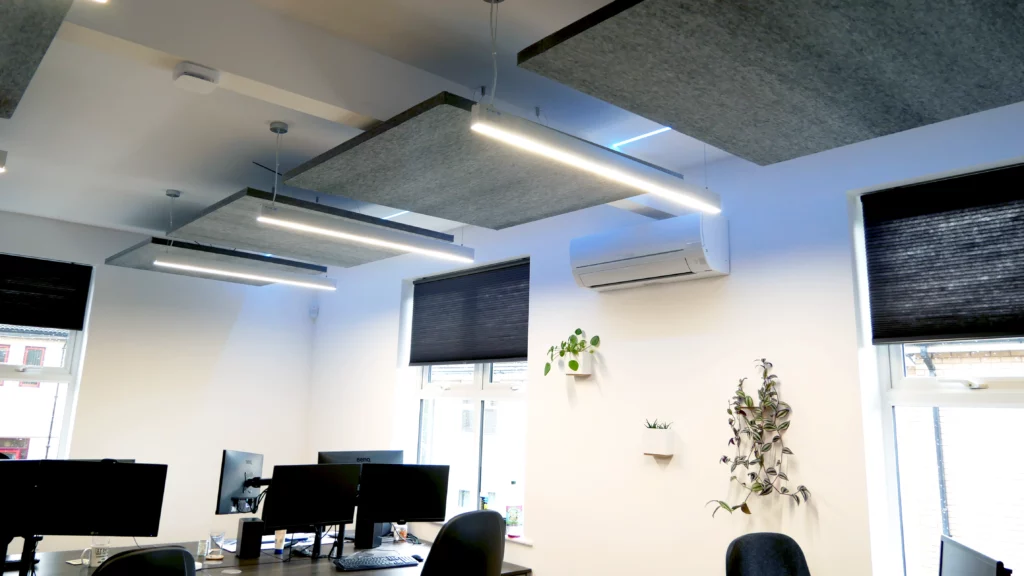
[220,533,337,553]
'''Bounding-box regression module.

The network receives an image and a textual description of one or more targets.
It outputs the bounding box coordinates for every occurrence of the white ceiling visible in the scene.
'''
[0,0,737,236]
[0,21,460,233]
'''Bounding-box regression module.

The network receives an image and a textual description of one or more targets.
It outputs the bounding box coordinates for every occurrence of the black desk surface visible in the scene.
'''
[10,541,531,576]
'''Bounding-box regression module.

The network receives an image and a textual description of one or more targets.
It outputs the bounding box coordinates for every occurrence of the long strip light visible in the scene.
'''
[257,206,474,264]
[470,104,721,214]
[153,260,337,291]
[612,127,671,149]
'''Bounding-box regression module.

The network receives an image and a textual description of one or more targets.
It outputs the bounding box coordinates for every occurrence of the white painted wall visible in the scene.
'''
[0,211,316,552]
[307,101,1024,575]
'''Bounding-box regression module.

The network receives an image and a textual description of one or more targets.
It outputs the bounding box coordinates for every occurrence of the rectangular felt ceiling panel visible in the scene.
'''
[0,0,74,119]
[518,0,1024,166]
[169,188,456,268]
[106,238,327,287]
[285,92,677,230]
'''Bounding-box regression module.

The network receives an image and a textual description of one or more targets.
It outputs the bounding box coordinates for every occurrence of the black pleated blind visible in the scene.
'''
[410,260,530,365]
[861,163,1024,344]
[0,253,93,331]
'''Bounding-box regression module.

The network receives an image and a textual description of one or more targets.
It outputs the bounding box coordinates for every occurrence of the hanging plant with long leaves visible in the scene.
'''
[707,359,810,516]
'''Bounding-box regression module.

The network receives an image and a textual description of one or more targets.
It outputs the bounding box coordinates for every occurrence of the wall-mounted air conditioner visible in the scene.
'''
[569,213,729,291]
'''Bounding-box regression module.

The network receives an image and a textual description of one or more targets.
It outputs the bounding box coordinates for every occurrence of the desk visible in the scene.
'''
[12,541,531,576]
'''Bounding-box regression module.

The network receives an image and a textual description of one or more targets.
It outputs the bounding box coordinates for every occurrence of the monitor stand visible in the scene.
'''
[353,516,382,550]
[2,534,42,575]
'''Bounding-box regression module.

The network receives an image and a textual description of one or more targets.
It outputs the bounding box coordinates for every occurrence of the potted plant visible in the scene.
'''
[642,419,674,456]
[707,359,811,517]
[544,328,600,376]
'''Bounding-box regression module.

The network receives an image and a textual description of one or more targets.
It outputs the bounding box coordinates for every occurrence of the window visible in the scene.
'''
[882,338,1024,575]
[23,346,46,366]
[0,324,82,459]
[417,361,527,531]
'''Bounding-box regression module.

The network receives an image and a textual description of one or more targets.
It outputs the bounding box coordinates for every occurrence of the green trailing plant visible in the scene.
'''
[645,419,672,429]
[707,359,811,517]
[544,328,600,375]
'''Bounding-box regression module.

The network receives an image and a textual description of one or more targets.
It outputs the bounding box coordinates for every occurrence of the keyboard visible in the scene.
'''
[334,555,419,572]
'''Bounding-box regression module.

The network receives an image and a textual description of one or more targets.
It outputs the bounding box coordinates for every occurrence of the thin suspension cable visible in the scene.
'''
[489,1,499,105]
[273,131,281,205]
[703,143,708,189]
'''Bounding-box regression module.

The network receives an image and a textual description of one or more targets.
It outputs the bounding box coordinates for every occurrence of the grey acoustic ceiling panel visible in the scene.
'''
[105,238,327,287]
[169,188,456,268]
[285,92,674,230]
[0,0,74,119]
[518,0,1024,165]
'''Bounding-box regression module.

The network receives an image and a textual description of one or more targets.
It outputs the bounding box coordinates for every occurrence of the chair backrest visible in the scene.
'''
[421,510,506,576]
[726,532,811,576]
[93,546,196,576]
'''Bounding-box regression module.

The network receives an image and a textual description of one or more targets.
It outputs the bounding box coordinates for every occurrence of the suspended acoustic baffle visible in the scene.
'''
[106,190,336,290]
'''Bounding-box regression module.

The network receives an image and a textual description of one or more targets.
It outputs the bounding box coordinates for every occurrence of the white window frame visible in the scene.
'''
[0,329,83,383]
[0,327,86,459]
[878,342,1024,575]
[416,362,527,516]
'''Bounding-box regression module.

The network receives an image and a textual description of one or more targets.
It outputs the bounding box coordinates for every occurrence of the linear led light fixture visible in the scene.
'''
[153,259,336,291]
[257,205,475,263]
[612,127,671,149]
[470,104,721,214]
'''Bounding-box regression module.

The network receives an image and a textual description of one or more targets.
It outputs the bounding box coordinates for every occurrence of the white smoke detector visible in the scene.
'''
[172,62,220,95]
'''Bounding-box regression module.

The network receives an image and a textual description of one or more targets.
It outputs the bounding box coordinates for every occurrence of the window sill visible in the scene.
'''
[428,522,533,547]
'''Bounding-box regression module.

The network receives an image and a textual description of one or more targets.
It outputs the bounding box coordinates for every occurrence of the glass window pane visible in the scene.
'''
[903,339,1024,378]
[0,324,71,368]
[480,399,527,535]
[895,406,1024,574]
[426,364,476,387]
[0,381,68,459]
[418,398,480,519]
[894,407,944,576]
[489,361,528,390]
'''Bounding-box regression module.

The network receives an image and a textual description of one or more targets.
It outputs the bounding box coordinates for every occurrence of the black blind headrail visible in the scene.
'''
[410,260,530,365]
[0,253,93,331]
[861,163,1024,344]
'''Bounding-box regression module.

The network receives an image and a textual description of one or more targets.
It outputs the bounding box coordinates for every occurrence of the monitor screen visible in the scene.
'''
[317,450,404,465]
[358,464,449,524]
[940,536,1012,576]
[261,464,361,530]
[215,450,264,515]
[0,460,167,537]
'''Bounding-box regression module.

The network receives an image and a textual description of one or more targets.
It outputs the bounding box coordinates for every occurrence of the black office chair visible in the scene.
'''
[421,510,506,576]
[93,546,196,576]
[726,532,811,576]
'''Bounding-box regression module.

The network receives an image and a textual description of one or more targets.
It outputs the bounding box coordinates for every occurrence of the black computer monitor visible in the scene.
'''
[354,464,449,549]
[940,536,1013,576]
[261,464,360,529]
[0,460,167,572]
[260,464,361,561]
[0,460,168,537]
[317,450,404,465]
[215,450,265,514]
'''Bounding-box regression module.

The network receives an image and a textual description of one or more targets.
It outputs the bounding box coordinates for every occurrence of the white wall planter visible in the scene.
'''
[642,428,674,456]
[565,352,593,376]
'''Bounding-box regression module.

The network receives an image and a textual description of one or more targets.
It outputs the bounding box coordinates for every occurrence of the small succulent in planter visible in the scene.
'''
[643,419,674,456]
[544,328,600,376]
